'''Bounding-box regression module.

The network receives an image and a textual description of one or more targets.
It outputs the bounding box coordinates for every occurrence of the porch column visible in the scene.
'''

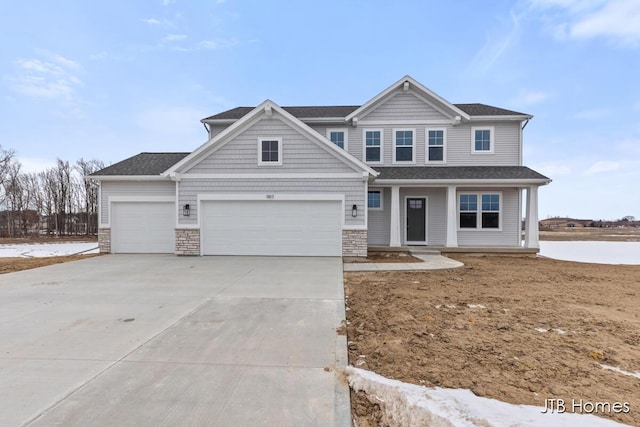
[389,185,401,247]
[446,185,458,247]
[524,186,540,249]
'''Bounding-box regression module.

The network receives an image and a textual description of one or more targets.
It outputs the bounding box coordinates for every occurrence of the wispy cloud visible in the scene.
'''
[529,0,640,47]
[511,90,553,107]
[142,18,161,25]
[571,108,613,119]
[162,0,174,6]
[8,54,82,102]
[467,9,525,75]
[163,34,187,42]
[584,160,621,175]
[534,163,572,176]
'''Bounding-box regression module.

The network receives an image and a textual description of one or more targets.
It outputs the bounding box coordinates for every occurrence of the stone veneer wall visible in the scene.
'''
[342,229,367,258]
[175,228,200,256]
[98,228,111,253]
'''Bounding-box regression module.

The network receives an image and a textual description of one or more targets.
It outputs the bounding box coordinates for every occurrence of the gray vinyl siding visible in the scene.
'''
[188,117,355,174]
[457,187,520,246]
[367,187,390,246]
[361,90,450,121]
[446,122,520,166]
[399,188,447,246]
[178,178,365,227]
[100,180,175,225]
[208,125,226,139]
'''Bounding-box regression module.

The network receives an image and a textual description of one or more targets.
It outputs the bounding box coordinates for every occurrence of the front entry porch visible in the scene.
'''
[369,184,542,250]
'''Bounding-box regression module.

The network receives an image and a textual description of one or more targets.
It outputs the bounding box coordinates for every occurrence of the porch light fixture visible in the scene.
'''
[352,204,358,217]
[183,204,191,217]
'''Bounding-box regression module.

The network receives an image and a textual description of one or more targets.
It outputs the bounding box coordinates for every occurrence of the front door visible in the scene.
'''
[406,197,426,244]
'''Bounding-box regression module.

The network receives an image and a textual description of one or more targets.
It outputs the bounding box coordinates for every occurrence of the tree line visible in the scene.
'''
[0,145,104,238]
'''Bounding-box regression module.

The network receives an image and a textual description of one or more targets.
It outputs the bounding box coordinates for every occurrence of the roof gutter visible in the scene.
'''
[373,178,551,186]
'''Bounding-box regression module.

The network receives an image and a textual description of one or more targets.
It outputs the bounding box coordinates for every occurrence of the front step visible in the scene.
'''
[409,249,441,256]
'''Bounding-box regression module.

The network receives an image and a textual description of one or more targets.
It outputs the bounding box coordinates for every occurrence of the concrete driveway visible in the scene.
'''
[0,255,349,427]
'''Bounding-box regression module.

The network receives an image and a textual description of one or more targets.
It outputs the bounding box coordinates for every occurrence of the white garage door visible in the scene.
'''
[111,202,175,253]
[201,200,342,256]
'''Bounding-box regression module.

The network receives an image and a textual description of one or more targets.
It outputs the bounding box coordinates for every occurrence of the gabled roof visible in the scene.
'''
[203,103,530,122]
[374,166,550,182]
[91,153,189,177]
[165,99,378,177]
[203,106,359,121]
[346,75,472,122]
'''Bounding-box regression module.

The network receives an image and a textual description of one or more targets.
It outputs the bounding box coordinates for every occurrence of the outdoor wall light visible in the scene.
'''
[183,204,191,217]
[352,204,358,217]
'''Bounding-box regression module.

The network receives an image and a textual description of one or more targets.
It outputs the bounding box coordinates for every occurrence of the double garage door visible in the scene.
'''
[201,200,342,257]
[111,200,342,256]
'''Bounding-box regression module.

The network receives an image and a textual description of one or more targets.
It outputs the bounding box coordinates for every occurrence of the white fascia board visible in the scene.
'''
[469,115,533,121]
[90,175,169,181]
[346,75,471,122]
[372,178,551,187]
[201,118,237,125]
[165,100,275,176]
[197,193,345,202]
[179,173,363,179]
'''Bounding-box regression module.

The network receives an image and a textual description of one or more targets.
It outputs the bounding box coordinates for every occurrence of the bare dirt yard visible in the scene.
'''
[0,236,99,274]
[345,255,640,426]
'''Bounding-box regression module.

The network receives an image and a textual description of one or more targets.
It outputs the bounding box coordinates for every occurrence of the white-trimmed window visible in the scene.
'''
[459,192,501,229]
[327,129,347,150]
[258,137,283,165]
[363,129,383,164]
[367,189,383,210]
[426,128,446,163]
[393,129,415,163]
[471,127,494,154]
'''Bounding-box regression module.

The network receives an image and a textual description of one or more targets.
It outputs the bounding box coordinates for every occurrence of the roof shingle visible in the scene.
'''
[374,166,549,181]
[91,152,190,176]
[203,103,529,121]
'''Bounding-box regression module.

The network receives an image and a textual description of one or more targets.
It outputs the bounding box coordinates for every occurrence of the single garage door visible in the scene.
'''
[111,202,175,253]
[201,200,342,256]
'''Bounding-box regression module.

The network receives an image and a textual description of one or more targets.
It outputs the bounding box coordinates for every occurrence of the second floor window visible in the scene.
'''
[327,129,347,150]
[472,127,494,153]
[427,129,445,162]
[365,130,382,163]
[394,129,414,163]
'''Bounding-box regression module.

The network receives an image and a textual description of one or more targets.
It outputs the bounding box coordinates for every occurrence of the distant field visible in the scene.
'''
[539,228,640,242]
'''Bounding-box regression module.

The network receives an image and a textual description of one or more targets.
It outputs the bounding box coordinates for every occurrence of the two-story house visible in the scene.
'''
[91,76,550,257]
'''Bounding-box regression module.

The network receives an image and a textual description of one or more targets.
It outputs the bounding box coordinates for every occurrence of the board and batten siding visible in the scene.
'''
[360,90,450,121]
[100,180,175,225]
[456,187,520,246]
[187,117,355,174]
[177,178,365,228]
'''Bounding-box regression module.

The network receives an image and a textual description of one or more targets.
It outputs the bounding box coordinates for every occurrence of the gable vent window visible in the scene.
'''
[327,129,347,150]
[258,137,283,166]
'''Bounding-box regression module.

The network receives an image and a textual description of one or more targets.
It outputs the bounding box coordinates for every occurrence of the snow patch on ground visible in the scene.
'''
[600,364,640,380]
[347,367,630,427]
[0,242,98,258]
[538,241,640,265]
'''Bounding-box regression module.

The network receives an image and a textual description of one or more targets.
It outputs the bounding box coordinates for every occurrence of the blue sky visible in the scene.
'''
[1,0,639,220]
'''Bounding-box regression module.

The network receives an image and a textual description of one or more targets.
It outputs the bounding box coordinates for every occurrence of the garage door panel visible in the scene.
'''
[112,202,175,254]
[201,200,341,257]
